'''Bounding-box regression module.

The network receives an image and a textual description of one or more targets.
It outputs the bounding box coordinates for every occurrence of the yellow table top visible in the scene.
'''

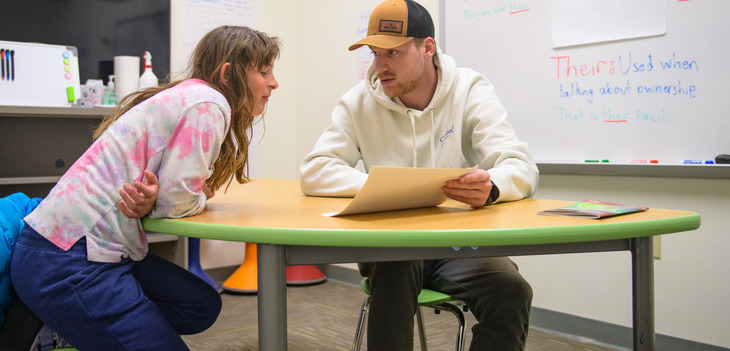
[143,178,700,247]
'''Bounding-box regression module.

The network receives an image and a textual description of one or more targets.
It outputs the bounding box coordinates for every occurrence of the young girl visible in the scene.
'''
[11,26,280,350]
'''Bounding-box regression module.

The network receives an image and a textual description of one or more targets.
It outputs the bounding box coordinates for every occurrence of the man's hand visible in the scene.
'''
[443,169,494,208]
[118,170,159,218]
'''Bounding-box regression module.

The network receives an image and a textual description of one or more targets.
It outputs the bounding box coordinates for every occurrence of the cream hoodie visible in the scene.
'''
[300,48,538,203]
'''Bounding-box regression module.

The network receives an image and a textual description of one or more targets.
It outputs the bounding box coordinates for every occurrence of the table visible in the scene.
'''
[143,178,700,351]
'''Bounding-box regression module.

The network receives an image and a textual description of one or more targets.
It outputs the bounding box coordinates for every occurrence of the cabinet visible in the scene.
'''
[0,105,186,267]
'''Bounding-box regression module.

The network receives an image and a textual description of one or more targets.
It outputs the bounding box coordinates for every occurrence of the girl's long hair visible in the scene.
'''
[93,26,281,192]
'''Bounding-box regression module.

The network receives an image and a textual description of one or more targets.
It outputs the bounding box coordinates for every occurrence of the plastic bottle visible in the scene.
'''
[103,75,118,105]
[138,51,158,89]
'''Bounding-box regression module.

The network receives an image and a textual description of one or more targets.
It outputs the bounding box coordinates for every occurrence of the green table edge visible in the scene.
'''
[143,212,700,247]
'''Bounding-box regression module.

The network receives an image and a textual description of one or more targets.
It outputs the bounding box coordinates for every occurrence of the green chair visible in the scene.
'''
[352,278,466,351]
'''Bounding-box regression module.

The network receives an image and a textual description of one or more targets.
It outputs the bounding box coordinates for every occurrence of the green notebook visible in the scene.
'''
[537,200,649,219]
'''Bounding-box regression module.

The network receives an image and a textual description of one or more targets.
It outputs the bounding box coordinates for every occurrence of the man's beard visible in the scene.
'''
[379,62,425,98]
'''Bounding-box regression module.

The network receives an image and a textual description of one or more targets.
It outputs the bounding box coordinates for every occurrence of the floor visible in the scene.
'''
[182,279,625,351]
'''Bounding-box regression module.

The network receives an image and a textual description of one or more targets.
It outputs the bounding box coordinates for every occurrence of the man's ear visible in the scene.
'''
[220,62,231,85]
[423,37,436,59]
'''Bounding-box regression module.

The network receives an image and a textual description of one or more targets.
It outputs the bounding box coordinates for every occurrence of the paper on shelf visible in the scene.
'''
[323,165,477,217]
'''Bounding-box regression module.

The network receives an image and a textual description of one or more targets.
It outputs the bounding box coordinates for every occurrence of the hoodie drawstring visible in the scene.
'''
[429,110,436,168]
[407,110,417,168]
[407,109,437,168]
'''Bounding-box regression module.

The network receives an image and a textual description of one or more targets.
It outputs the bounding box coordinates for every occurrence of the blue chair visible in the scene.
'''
[352,278,466,351]
[187,237,223,293]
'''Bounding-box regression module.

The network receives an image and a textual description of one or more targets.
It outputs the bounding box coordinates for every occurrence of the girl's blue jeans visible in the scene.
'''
[10,225,221,351]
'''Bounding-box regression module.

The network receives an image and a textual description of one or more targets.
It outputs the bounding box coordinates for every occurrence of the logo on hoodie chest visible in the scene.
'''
[439,125,455,144]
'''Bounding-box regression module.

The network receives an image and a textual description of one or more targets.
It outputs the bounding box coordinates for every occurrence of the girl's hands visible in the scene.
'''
[203,183,215,200]
[118,170,159,218]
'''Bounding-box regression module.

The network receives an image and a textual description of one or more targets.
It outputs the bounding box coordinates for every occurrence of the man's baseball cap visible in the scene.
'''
[348,0,434,51]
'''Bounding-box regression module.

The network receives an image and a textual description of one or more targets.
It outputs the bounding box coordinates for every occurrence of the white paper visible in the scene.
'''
[323,165,477,217]
[551,0,666,48]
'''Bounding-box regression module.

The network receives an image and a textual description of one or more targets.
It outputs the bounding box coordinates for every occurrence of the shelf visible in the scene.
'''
[0,176,62,185]
[0,105,113,118]
[147,232,181,244]
[537,162,730,179]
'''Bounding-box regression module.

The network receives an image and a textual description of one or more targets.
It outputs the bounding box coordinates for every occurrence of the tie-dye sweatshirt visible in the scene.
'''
[24,79,231,263]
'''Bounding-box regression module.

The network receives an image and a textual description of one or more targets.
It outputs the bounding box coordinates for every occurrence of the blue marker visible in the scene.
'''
[682,160,714,164]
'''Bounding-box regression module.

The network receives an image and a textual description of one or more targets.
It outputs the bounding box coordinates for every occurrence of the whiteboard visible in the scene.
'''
[172,0,261,176]
[0,41,80,107]
[442,0,730,164]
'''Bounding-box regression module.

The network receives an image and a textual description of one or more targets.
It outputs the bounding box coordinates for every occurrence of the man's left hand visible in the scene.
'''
[443,169,493,208]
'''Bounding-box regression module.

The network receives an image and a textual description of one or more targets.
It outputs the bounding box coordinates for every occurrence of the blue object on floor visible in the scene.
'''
[187,238,223,293]
[1,193,42,327]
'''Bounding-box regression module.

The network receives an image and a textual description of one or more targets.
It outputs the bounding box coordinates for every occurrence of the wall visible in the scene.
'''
[177,1,728,348]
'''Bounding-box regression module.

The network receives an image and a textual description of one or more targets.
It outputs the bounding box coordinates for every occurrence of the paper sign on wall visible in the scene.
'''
[551,0,666,48]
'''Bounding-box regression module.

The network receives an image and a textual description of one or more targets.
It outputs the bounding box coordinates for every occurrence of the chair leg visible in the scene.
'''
[433,302,467,351]
[352,296,465,351]
[352,296,370,351]
[416,307,428,351]
[353,298,431,351]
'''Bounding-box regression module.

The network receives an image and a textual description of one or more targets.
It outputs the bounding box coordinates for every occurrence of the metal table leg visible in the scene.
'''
[258,243,288,350]
[631,236,655,351]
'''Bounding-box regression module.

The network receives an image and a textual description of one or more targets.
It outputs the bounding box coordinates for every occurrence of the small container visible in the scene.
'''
[103,75,118,105]
[82,79,104,106]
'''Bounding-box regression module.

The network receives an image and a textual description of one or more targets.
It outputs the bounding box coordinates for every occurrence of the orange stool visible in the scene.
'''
[222,242,326,293]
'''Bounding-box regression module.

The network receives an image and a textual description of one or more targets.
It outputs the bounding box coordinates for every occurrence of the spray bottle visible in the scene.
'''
[138,51,158,89]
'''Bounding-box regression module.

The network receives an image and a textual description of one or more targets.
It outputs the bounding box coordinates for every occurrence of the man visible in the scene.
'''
[299,0,539,349]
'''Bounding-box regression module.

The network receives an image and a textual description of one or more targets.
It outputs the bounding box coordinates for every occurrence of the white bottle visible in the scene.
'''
[138,51,159,89]
[103,75,118,105]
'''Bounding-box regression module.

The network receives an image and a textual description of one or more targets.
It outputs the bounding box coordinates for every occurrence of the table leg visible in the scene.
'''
[631,236,655,351]
[258,243,288,350]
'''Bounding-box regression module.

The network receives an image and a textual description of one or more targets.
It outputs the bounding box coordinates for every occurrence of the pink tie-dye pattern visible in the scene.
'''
[125,131,150,167]
[195,105,216,155]
[169,112,211,160]
[47,222,87,251]
[189,177,205,193]
[68,140,107,177]
[23,79,230,263]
